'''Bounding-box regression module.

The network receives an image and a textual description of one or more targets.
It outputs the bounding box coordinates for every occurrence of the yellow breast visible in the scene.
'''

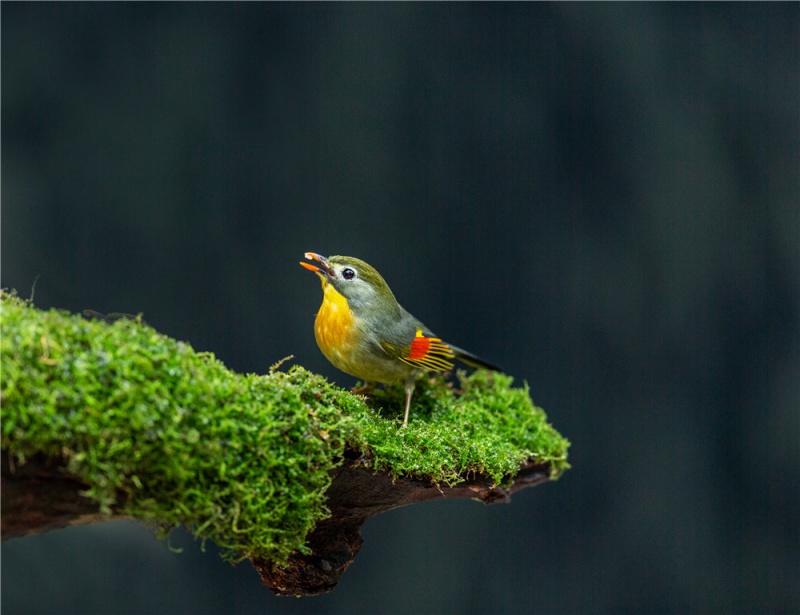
[314,281,358,366]
[311,278,414,384]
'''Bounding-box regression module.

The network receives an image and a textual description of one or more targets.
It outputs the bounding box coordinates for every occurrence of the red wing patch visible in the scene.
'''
[399,330,456,372]
[407,335,432,361]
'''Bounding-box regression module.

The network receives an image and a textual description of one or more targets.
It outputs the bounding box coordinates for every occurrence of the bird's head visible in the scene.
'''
[300,252,398,311]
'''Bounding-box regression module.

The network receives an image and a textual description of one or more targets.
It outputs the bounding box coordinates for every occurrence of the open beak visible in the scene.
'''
[300,252,335,277]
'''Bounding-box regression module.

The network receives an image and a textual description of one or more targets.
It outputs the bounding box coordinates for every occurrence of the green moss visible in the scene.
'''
[351,371,570,486]
[1,290,569,564]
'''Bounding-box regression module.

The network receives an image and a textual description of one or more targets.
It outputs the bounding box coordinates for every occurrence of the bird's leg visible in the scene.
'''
[351,382,374,395]
[402,382,415,428]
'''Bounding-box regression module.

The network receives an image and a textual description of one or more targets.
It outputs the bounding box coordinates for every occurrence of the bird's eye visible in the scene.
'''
[342,268,356,280]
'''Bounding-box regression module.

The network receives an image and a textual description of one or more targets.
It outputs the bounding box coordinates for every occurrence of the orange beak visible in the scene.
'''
[300,252,335,277]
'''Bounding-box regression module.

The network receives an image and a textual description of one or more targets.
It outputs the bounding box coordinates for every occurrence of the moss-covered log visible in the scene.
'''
[0,290,569,594]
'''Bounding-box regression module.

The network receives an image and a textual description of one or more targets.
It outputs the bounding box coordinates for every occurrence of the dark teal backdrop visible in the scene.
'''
[2,3,797,613]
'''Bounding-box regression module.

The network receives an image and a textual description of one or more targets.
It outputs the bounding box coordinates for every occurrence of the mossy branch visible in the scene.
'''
[0,290,569,595]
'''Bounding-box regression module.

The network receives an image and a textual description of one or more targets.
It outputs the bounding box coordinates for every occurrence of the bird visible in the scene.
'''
[300,252,501,427]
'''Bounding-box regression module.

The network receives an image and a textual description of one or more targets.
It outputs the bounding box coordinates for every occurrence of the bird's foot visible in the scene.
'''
[351,384,374,395]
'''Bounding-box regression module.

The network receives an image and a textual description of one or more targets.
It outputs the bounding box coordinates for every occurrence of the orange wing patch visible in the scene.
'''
[399,330,456,372]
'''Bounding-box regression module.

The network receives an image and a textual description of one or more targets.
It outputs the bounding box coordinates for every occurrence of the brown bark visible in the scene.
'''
[2,452,553,595]
[1,453,128,539]
[254,457,552,595]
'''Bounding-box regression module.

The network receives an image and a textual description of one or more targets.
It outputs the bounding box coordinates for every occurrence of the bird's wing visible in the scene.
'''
[380,328,456,372]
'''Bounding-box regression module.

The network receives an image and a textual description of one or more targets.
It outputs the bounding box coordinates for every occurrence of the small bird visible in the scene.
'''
[300,252,501,426]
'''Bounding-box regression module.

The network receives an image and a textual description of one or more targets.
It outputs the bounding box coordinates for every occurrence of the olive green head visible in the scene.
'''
[300,253,400,312]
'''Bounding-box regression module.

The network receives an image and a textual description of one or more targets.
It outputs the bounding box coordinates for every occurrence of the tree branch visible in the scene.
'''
[2,451,552,595]
[0,291,569,595]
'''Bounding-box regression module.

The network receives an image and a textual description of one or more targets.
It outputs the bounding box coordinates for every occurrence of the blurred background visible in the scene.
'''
[2,3,797,613]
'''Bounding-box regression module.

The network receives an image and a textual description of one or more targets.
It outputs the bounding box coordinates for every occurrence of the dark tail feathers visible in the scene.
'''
[450,345,503,373]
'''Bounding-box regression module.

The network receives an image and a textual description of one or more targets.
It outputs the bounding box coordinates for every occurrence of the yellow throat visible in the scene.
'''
[314,279,357,364]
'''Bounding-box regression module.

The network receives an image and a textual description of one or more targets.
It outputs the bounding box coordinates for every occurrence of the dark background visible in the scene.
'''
[2,3,798,614]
